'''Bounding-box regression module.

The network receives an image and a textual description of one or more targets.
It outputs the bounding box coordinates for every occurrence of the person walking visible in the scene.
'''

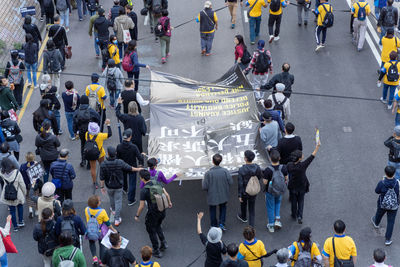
[272,248,290,267]
[259,100,285,133]
[287,227,322,265]
[41,77,62,134]
[123,40,150,90]
[109,0,123,25]
[62,81,80,140]
[135,170,172,258]
[287,141,320,224]
[246,0,267,45]
[139,157,180,189]
[120,79,149,114]
[196,1,218,56]
[202,154,233,230]
[20,152,38,218]
[116,129,145,205]
[313,0,333,51]
[135,246,161,267]
[234,35,250,70]
[267,83,291,120]
[370,248,391,267]
[371,166,399,246]
[374,0,386,20]
[260,111,281,152]
[43,0,55,24]
[377,0,397,44]
[125,4,138,41]
[220,243,249,267]
[263,150,287,232]
[52,232,87,267]
[226,0,243,29]
[297,0,310,26]
[43,40,63,92]
[0,76,19,112]
[56,0,71,32]
[0,215,11,266]
[85,73,107,131]
[267,0,288,43]
[277,122,302,165]
[4,50,25,109]
[48,15,69,70]
[89,9,101,58]
[101,232,137,266]
[237,150,263,227]
[76,0,88,20]
[22,15,42,48]
[196,212,227,267]
[380,28,400,68]
[107,35,121,67]
[262,63,294,97]
[94,8,114,69]
[0,158,26,232]
[32,99,59,135]
[1,111,21,161]
[30,181,62,222]
[101,59,124,108]
[24,34,39,90]
[113,8,135,58]
[351,0,370,51]
[0,143,19,170]
[379,51,400,109]
[157,10,172,64]
[322,220,357,267]
[384,126,400,179]
[49,149,76,203]
[146,0,168,35]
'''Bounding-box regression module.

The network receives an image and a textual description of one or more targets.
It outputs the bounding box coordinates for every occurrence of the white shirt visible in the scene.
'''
[371,263,390,267]
[125,88,149,106]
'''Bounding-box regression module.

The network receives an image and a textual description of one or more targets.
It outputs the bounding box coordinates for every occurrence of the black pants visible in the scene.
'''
[239,195,256,227]
[45,11,54,24]
[38,0,45,17]
[99,39,108,69]
[374,203,398,240]
[79,130,86,162]
[98,109,106,132]
[145,210,166,251]
[132,138,143,153]
[290,190,305,219]
[55,188,72,204]
[57,45,66,69]
[268,14,282,37]
[315,26,327,45]
[127,70,140,91]
[13,82,23,107]
[350,14,354,33]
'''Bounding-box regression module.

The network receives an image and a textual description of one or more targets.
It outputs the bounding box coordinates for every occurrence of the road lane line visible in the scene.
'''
[244,11,248,23]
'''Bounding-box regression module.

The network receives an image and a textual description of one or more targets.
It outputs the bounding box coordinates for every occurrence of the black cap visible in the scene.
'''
[123,129,132,140]
[63,199,74,210]
[262,111,272,121]
[107,146,117,158]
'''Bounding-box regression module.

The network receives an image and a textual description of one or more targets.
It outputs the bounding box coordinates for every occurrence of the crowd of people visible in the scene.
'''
[0,0,396,266]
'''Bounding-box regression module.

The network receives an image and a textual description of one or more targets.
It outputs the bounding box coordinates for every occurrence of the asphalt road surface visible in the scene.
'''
[5,0,399,266]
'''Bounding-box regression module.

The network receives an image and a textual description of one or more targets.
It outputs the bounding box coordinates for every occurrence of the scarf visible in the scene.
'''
[66,89,78,110]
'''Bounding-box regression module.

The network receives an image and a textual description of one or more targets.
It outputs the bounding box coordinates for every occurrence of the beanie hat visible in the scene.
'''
[257,40,265,50]
[88,122,100,135]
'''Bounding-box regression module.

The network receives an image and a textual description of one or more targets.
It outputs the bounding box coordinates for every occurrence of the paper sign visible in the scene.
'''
[20,6,36,17]
[101,229,129,249]
[26,162,45,184]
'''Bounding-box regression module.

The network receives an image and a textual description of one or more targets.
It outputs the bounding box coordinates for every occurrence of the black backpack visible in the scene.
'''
[3,171,19,201]
[84,135,101,161]
[106,69,117,91]
[60,217,79,245]
[152,0,163,14]
[391,140,400,160]
[255,51,271,73]
[87,0,98,12]
[387,61,399,82]
[270,0,281,12]
[76,108,91,133]
[107,168,122,189]
[241,48,252,65]
[272,94,287,119]
[43,222,59,257]
[109,249,126,267]
[384,6,395,26]
[154,18,169,37]
[322,4,334,28]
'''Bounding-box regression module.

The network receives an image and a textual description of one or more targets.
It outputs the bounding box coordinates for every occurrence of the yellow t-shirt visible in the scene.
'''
[352,1,370,18]
[135,262,161,267]
[290,242,321,266]
[383,61,400,85]
[85,207,110,225]
[85,132,108,159]
[317,3,333,26]
[248,0,267,17]
[381,37,400,63]
[85,84,106,110]
[322,236,357,267]
[107,43,120,64]
[197,12,218,33]
[238,240,267,267]
[268,0,286,15]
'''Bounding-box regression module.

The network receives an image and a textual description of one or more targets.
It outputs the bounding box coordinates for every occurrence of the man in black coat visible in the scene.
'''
[94,8,113,69]
[125,4,138,40]
[48,15,69,70]
[262,63,294,97]
[22,16,42,47]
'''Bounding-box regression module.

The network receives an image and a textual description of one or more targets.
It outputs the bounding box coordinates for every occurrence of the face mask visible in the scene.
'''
[113,40,118,45]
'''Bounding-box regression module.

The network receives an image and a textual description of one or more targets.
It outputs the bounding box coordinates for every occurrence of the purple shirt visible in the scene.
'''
[139,168,177,188]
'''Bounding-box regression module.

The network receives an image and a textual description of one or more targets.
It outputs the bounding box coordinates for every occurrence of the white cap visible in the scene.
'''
[204,1,212,8]
[42,182,56,197]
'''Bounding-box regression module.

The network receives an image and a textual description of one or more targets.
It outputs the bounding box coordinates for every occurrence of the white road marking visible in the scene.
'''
[144,14,149,26]
[244,11,249,23]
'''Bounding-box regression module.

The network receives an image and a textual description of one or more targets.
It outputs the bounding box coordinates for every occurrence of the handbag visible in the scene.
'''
[332,237,354,267]
[1,233,18,253]
[122,25,132,43]
[52,163,68,189]
[64,46,72,59]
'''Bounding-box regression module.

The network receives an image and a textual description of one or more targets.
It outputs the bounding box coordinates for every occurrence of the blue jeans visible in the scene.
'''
[49,110,61,132]
[266,192,282,226]
[94,33,100,56]
[65,112,75,138]
[59,9,69,28]
[76,0,87,19]
[9,204,23,229]
[249,16,261,43]
[375,6,382,20]
[118,43,127,60]
[0,253,7,267]
[374,203,397,240]
[109,89,121,107]
[382,84,397,105]
[388,160,400,180]
[209,202,227,227]
[128,172,137,202]
[25,62,38,86]
[200,32,215,54]
[396,112,400,126]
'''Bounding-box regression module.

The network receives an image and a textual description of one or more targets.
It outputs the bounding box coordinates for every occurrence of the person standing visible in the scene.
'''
[226,0,243,29]
[267,0,288,43]
[126,5,138,41]
[287,141,320,224]
[313,0,333,51]
[94,8,114,69]
[371,166,399,246]
[277,122,302,165]
[56,0,71,32]
[158,10,172,64]
[379,51,400,109]
[114,8,135,59]
[48,15,69,70]
[237,150,263,227]
[262,63,294,98]
[101,59,124,108]
[297,0,310,26]
[196,1,218,56]
[246,0,267,45]
[22,15,42,48]
[123,40,150,90]
[351,0,370,52]
[260,111,281,152]
[101,232,137,266]
[24,34,39,89]
[43,40,63,92]
[377,0,397,44]
[120,79,149,114]
[384,126,400,179]
[202,154,233,230]
[62,81,80,140]
[4,50,25,109]
[85,73,107,131]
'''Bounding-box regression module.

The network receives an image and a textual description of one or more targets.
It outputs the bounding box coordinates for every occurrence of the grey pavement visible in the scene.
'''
[3,0,400,266]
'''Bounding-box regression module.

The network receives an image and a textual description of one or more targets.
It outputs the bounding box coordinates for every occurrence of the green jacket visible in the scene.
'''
[52,245,87,267]
[89,14,99,36]
[0,86,18,111]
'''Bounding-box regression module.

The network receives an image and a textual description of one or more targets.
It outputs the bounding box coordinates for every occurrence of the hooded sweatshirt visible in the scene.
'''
[94,16,113,41]
[52,245,87,267]
[0,86,18,111]
[376,177,400,206]
[35,132,60,161]
[0,169,26,206]
[43,48,63,73]
[113,14,135,42]
[22,23,42,44]
[237,163,263,197]
[101,66,124,91]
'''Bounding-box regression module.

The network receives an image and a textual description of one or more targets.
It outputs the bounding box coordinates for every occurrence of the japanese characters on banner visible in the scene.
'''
[148,65,269,179]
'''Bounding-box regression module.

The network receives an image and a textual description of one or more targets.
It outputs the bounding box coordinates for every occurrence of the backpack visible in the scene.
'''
[84,134,100,161]
[267,165,286,196]
[106,69,117,91]
[88,85,101,111]
[384,6,395,26]
[145,183,169,212]
[322,4,334,28]
[152,0,163,14]
[391,140,400,160]
[241,48,252,65]
[108,170,122,189]
[272,94,287,119]
[109,250,126,267]
[245,176,261,196]
[76,108,91,133]
[150,170,162,185]
[58,247,79,267]
[3,171,19,201]
[43,222,59,257]
[56,0,68,11]
[122,52,134,72]
[387,61,399,82]
[8,61,23,85]
[269,0,281,12]
[85,207,102,241]
[356,2,367,20]
[293,242,312,267]
[255,51,271,73]
[86,0,98,12]
[154,18,169,37]
[380,182,399,210]
[48,50,60,73]
[60,218,79,245]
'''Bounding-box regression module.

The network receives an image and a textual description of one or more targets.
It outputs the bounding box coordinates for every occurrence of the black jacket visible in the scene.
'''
[127,11,138,41]
[116,140,144,167]
[72,104,100,133]
[35,132,60,161]
[33,106,59,134]
[48,24,68,47]
[237,163,263,197]
[42,86,61,110]
[262,72,295,97]
[378,5,398,27]
[116,104,146,147]
[23,23,42,44]
[94,16,113,41]
[146,0,168,11]
[100,157,133,189]
[24,42,39,64]
[1,118,21,142]
[33,220,58,254]
[287,155,314,193]
[384,136,400,163]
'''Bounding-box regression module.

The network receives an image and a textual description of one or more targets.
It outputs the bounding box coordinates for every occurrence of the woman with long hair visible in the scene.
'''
[287,227,322,265]
[24,33,39,89]
[124,40,150,91]
[234,34,249,70]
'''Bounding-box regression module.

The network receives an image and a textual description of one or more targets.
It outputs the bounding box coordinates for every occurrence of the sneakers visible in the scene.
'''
[114,218,122,226]
[304,21,308,26]
[29,207,34,219]
[380,97,387,104]
[371,216,379,229]
[34,85,39,90]
[128,200,137,206]
[274,36,280,41]
[269,35,274,43]
[250,41,255,45]
[13,227,19,232]
[219,224,227,231]
[161,57,166,64]
[40,17,44,22]
[58,129,63,135]
[297,218,303,224]
[166,53,171,58]
[315,45,323,52]
[205,53,212,56]
[201,49,206,55]
[92,256,99,265]
[274,219,282,229]
[123,189,128,195]
[160,241,168,251]
[150,27,154,34]
[17,221,25,227]
[70,136,76,141]
[385,240,393,246]
[267,225,275,233]
[153,250,163,258]
[80,160,86,167]
[231,23,235,29]
[388,105,393,109]
[236,214,248,223]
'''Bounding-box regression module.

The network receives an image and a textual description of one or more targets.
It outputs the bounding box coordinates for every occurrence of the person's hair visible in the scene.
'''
[235,34,247,50]
[385,165,396,178]
[147,158,158,169]
[128,101,139,116]
[373,248,386,263]
[91,75,99,83]
[298,227,312,252]
[88,195,100,209]
[244,150,255,162]
[285,122,295,134]
[62,207,76,217]
[141,246,153,261]
[388,0,394,5]
[227,243,239,257]
[270,149,280,163]
[46,39,55,50]
[125,79,134,88]
[25,33,33,44]
[59,232,73,246]
[290,150,303,163]
[126,4,133,10]
[333,220,346,234]
[140,169,151,181]
[40,208,53,234]
[114,0,120,4]
[109,34,117,43]
[126,40,137,55]
[40,120,52,138]
[1,158,15,174]
[98,7,105,16]
[389,51,398,61]
[65,81,74,90]
[24,15,32,25]
[212,154,222,166]
[1,111,9,120]
[109,232,121,247]
[119,8,125,15]
[54,14,60,22]
[162,10,169,16]
[277,248,290,264]
[243,226,255,241]
[108,59,116,68]
[1,142,9,153]
[25,151,35,163]
[263,99,273,109]
[282,63,290,72]
[80,95,89,105]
